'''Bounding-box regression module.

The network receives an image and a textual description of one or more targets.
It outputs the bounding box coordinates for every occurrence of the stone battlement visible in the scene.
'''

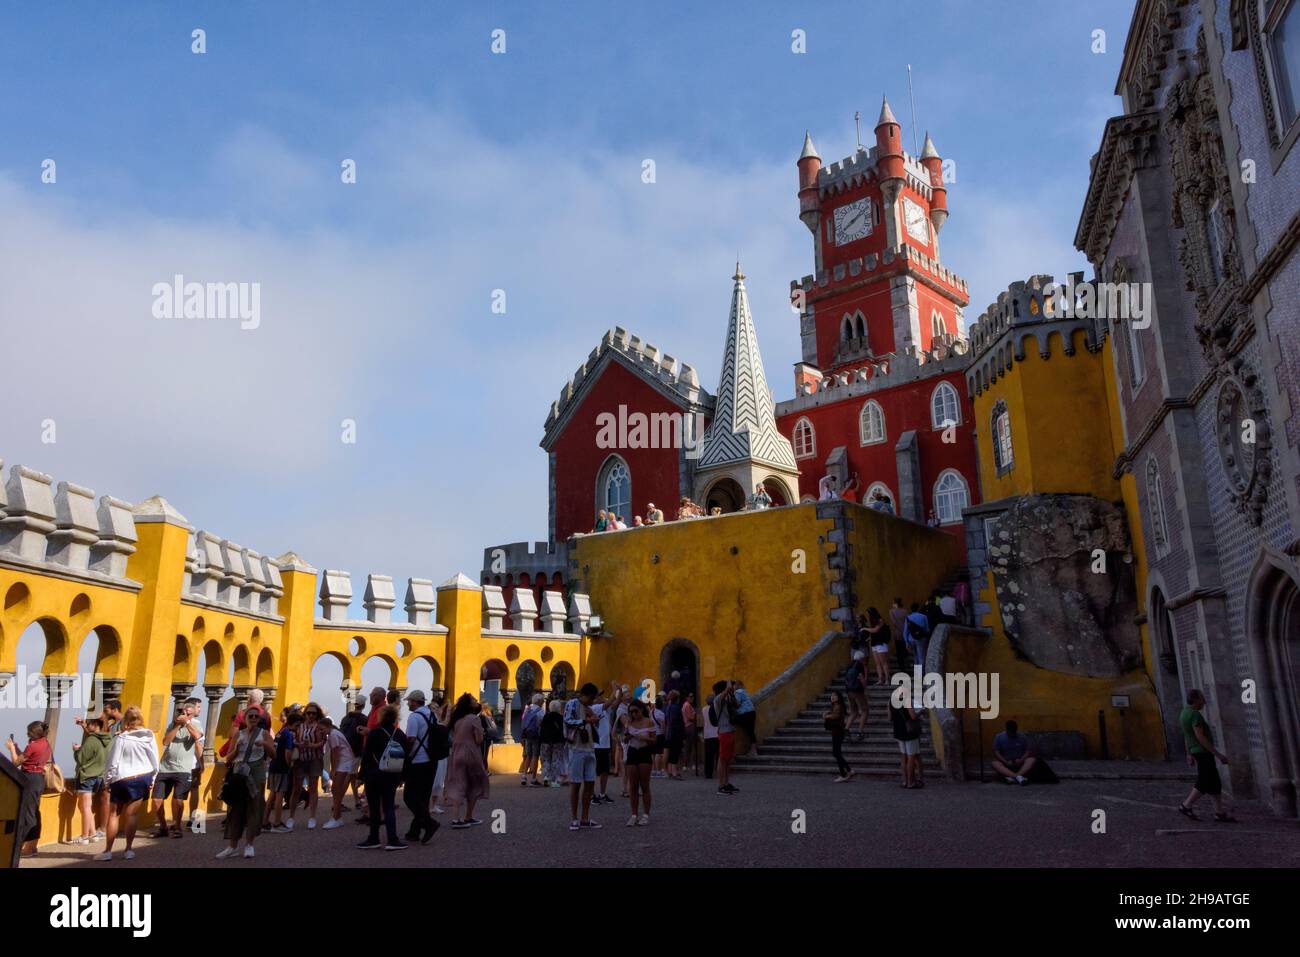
[543,326,715,437]
[774,340,971,416]
[479,540,567,581]
[0,459,139,589]
[793,242,969,300]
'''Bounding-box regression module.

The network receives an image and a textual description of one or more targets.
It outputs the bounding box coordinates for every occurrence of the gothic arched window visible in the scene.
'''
[793,417,816,459]
[859,400,886,445]
[931,381,960,430]
[597,456,631,525]
[933,469,970,525]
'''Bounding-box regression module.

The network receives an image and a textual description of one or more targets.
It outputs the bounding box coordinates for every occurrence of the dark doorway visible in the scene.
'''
[660,638,700,705]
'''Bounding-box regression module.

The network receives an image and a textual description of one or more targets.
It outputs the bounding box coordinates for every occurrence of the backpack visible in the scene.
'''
[378,729,406,774]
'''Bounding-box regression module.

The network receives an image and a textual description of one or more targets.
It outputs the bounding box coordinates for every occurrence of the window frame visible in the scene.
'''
[859,400,887,446]
[932,469,970,526]
[793,417,816,460]
[930,381,961,430]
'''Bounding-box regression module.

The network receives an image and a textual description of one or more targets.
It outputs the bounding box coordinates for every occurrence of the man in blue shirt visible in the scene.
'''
[992,720,1036,785]
[904,604,932,673]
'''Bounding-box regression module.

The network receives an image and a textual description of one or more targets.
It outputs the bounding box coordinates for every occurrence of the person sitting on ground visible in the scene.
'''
[991,720,1037,786]
[645,502,664,524]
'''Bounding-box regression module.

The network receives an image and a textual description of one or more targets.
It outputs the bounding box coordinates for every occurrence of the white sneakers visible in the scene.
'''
[244,845,255,858]
[216,846,238,859]
[432,805,445,814]
[307,818,317,830]
[92,851,113,862]
[284,818,295,831]
[124,849,135,860]
[637,814,650,826]
[626,815,638,827]
[323,818,343,830]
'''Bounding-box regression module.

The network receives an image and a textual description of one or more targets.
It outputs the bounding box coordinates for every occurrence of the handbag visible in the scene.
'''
[219,731,259,805]
[378,729,406,774]
[42,762,66,795]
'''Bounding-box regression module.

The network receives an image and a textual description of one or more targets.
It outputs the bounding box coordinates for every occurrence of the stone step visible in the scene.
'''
[730,764,936,777]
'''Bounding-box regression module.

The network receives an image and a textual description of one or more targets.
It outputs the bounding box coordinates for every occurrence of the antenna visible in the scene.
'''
[907,64,918,155]
[854,110,862,149]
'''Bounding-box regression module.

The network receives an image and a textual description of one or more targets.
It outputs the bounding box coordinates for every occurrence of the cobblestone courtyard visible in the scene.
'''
[26,771,1300,869]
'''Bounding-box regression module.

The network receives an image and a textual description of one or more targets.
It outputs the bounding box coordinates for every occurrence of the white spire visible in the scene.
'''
[696,266,798,473]
[799,130,820,161]
[921,131,939,159]
[877,95,898,127]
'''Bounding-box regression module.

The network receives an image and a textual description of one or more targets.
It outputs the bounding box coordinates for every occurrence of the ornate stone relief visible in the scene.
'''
[1215,359,1273,527]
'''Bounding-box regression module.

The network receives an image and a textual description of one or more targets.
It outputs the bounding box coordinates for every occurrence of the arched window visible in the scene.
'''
[597,456,631,525]
[991,399,1014,475]
[859,400,886,445]
[792,417,816,459]
[931,381,960,429]
[842,315,854,342]
[1113,260,1145,389]
[855,313,866,339]
[933,470,969,525]
[931,310,946,339]
[1146,457,1169,557]
[865,482,895,512]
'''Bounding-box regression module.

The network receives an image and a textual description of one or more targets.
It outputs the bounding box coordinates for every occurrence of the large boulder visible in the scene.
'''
[987,494,1140,677]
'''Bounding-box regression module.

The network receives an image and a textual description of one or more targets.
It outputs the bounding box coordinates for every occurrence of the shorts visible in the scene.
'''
[594,747,610,776]
[654,734,665,755]
[76,775,104,794]
[718,731,736,763]
[871,644,889,654]
[110,775,153,805]
[332,760,354,777]
[267,773,291,795]
[568,750,597,783]
[897,739,920,756]
[297,756,324,779]
[626,746,654,766]
[1193,751,1222,796]
[522,737,541,759]
[152,772,192,799]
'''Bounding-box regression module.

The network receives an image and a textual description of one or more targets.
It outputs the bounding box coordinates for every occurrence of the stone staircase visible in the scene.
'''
[732,674,939,777]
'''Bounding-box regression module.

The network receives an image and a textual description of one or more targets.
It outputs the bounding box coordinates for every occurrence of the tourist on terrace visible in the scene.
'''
[539,698,567,787]
[355,705,408,850]
[564,683,603,829]
[266,710,299,832]
[520,692,544,786]
[825,691,854,783]
[184,696,205,831]
[152,704,203,839]
[95,706,160,861]
[863,606,892,685]
[215,706,273,859]
[1177,691,1236,822]
[623,700,657,825]
[749,483,772,510]
[646,502,665,524]
[633,515,644,527]
[676,497,693,520]
[841,473,861,504]
[818,474,839,501]
[593,509,609,532]
[992,719,1037,787]
[7,720,53,858]
[444,694,489,828]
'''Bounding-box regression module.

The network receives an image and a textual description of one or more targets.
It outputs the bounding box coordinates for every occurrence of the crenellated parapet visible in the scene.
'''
[964,273,1103,398]
[541,326,716,448]
[183,524,284,619]
[480,584,597,639]
[774,340,971,416]
[791,241,969,304]
[479,539,568,584]
[316,569,444,632]
[0,460,139,588]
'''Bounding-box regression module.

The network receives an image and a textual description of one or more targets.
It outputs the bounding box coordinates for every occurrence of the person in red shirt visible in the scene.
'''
[7,721,53,857]
[840,473,861,504]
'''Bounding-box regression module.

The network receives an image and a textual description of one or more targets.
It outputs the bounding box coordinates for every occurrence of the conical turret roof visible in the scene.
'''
[877,95,898,127]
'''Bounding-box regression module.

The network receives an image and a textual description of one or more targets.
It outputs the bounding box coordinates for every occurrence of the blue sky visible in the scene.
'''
[0,1,1135,741]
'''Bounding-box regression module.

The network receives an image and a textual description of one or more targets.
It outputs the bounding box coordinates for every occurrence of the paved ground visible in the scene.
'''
[26,771,1300,869]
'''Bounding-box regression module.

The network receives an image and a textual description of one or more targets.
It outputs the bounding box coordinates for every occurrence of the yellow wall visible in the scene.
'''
[573,502,960,714]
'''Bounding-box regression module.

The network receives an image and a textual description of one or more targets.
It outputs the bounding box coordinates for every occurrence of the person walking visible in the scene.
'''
[401,690,441,844]
[443,694,490,828]
[825,691,854,783]
[702,692,720,779]
[6,720,53,858]
[539,698,567,787]
[216,706,274,859]
[623,701,656,825]
[95,706,159,861]
[356,705,409,850]
[1177,690,1237,823]
[70,717,112,845]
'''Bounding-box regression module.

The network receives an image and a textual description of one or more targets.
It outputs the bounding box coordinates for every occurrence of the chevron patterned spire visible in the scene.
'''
[696,265,798,472]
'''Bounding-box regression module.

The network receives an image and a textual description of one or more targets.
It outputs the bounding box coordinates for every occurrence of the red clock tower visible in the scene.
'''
[775,98,980,542]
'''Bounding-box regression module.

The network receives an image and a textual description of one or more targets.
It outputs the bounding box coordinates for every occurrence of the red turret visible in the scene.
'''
[874,96,905,202]
[797,131,821,234]
[920,131,948,233]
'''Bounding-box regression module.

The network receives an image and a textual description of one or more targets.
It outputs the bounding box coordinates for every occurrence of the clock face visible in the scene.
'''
[833,198,872,245]
[903,198,929,243]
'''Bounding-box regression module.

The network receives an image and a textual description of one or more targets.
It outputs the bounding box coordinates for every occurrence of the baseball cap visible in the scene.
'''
[405,689,427,705]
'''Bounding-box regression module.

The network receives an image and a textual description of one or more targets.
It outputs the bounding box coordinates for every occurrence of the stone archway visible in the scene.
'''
[703,477,746,514]
[659,638,700,705]
[1147,586,1183,760]
[1245,552,1300,817]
